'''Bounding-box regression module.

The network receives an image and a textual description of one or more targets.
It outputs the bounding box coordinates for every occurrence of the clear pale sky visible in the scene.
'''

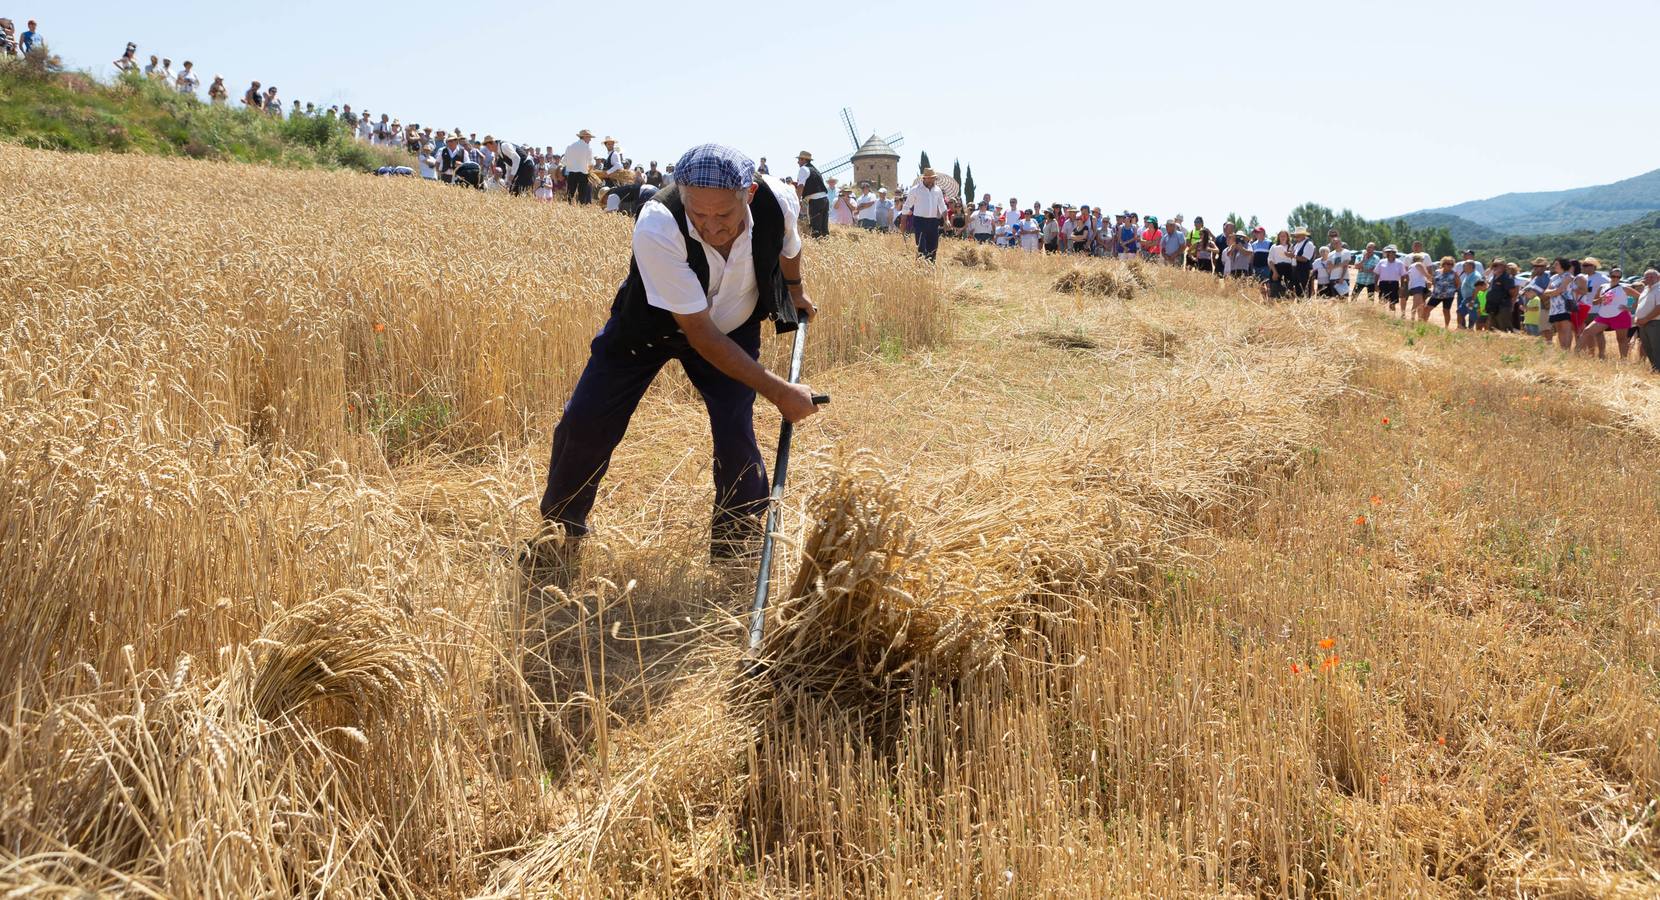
[44,0,1660,228]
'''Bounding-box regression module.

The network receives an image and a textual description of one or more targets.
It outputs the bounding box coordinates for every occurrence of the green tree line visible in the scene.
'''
[1467,213,1660,274]
[1285,202,1457,258]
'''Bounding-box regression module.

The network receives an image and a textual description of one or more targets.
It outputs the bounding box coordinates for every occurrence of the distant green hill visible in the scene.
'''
[0,56,410,172]
[1395,212,1503,248]
[1399,168,1660,236]
[1468,211,1660,274]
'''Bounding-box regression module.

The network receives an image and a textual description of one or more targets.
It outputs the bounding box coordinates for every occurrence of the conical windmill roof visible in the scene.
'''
[852,134,899,159]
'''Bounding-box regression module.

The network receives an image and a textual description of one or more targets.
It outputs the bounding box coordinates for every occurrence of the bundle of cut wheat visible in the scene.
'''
[1052,263,1137,299]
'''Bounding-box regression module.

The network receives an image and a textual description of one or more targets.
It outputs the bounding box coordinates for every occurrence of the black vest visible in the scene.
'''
[605,179,798,355]
[800,164,826,197]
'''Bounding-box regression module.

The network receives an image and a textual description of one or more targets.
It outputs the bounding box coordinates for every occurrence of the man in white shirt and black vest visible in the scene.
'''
[485,137,537,196]
[1290,227,1318,297]
[529,144,821,573]
[903,168,948,262]
[794,151,829,238]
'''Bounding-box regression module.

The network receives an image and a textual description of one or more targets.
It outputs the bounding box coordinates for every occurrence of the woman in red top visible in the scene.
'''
[1140,218,1163,258]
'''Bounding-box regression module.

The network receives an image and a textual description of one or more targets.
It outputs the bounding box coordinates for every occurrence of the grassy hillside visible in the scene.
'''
[0,56,409,171]
[1469,210,1660,272]
[1403,167,1660,236]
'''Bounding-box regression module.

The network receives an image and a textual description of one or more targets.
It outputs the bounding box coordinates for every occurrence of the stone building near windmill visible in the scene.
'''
[850,134,900,190]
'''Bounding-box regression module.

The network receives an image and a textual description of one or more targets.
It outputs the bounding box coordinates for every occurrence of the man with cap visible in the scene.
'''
[794,151,829,238]
[903,168,949,262]
[563,129,597,204]
[1291,227,1318,297]
[529,144,820,573]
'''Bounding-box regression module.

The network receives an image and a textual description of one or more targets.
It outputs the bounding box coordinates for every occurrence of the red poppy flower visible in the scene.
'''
[1354,515,1367,526]
[1318,638,1335,650]
[1381,417,1391,426]
[1369,494,1382,506]
[373,322,386,334]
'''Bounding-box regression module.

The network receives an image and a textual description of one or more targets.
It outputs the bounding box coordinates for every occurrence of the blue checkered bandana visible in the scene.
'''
[672,144,755,191]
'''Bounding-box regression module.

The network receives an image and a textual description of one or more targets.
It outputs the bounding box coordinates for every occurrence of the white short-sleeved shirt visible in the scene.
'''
[1374,258,1406,281]
[633,174,803,334]
[1406,259,1432,289]
[855,192,878,221]
[796,165,826,199]
[1593,285,1627,319]
[1584,273,1610,303]
[1634,285,1660,322]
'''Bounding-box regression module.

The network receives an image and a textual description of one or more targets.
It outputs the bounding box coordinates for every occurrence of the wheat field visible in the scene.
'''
[2,146,1657,898]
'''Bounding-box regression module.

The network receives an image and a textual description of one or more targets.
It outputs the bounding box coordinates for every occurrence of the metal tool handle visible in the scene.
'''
[745,321,826,673]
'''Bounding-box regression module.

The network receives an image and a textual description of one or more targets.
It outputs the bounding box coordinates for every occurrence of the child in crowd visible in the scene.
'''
[1474,279,1490,331]
[1521,285,1543,336]
[1457,261,1480,330]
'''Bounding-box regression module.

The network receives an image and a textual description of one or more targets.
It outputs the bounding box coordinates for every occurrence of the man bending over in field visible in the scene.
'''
[525,144,820,578]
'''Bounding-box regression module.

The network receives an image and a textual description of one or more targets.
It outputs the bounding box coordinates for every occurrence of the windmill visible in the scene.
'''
[819,107,904,187]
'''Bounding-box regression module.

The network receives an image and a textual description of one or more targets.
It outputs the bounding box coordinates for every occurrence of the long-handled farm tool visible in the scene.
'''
[745,319,828,675]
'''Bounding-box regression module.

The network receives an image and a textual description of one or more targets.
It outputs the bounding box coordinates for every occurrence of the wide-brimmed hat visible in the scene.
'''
[797,150,812,161]
[920,167,936,177]
[1582,256,1601,268]
[1383,245,1398,253]
[603,136,617,144]
[577,129,593,139]
[1531,257,1548,266]
[1292,226,1310,236]
[482,134,495,144]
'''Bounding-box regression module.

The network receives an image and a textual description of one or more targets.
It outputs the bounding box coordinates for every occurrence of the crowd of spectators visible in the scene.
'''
[16,21,1657,373]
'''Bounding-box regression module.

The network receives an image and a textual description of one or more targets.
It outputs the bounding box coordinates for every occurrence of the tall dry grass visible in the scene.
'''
[2,145,1657,897]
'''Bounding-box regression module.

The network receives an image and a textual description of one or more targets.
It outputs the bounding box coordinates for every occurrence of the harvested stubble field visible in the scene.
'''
[1,146,1657,898]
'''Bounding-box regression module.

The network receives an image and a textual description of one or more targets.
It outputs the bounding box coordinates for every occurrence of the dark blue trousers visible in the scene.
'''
[914,215,941,261]
[539,316,768,558]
